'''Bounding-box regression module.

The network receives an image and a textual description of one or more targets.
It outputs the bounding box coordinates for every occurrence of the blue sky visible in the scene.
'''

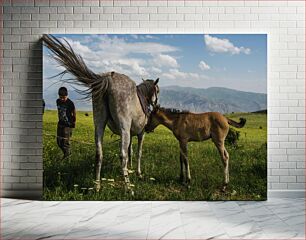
[43,34,267,107]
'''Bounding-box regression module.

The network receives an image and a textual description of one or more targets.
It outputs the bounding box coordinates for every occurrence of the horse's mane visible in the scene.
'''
[137,80,155,98]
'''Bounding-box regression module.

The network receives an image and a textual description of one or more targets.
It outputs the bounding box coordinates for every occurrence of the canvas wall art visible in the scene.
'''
[43,34,267,200]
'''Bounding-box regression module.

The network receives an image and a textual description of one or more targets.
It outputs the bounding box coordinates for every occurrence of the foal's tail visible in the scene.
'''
[227,118,246,128]
[42,34,109,99]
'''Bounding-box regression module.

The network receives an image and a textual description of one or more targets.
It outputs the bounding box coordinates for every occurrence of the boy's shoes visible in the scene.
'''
[62,152,71,160]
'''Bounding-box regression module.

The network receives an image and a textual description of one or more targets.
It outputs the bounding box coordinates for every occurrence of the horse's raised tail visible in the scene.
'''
[227,117,246,128]
[42,34,108,98]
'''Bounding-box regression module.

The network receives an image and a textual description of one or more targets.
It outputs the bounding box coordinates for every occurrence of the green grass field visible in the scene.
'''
[43,110,267,201]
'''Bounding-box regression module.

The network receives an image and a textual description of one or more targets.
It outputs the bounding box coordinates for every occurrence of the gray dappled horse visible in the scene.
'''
[43,35,160,192]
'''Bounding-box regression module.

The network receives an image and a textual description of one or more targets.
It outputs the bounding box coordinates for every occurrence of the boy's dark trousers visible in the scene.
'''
[57,125,72,158]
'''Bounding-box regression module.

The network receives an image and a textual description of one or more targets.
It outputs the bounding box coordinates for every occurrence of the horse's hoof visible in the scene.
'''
[94,180,101,192]
[182,181,191,189]
[221,185,227,193]
[179,176,184,184]
[137,173,143,179]
[124,175,130,184]
[129,189,135,196]
[231,190,237,196]
[124,184,134,196]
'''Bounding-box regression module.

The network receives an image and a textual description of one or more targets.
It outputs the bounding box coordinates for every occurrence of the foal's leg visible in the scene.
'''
[179,140,191,185]
[224,147,230,184]
[136,132,144,178]
[213,138,229,191]
[179,151,184,183]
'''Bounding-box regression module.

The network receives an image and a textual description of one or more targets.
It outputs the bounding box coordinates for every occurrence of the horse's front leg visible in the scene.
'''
[136,132,145,178]
[128,136,133,169]
[179,140,191,186]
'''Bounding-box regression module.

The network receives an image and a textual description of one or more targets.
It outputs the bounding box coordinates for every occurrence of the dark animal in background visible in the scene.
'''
[145,106,246,191]
[225,128,241,147]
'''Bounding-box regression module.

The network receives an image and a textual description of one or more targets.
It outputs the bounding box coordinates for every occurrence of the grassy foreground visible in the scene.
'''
[43,110,267,201]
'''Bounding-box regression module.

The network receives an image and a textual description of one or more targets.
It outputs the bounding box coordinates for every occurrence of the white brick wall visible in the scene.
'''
[1,0,305,198]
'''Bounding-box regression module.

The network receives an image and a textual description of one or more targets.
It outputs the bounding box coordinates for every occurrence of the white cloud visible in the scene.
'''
[204,35,251,55]
[130,34,158,40]
[153,54,179,68]
[48,35,183,84]
[199,61,210,71]
[130,34,139,39]
[162,68,201,80]
[60,37,174,78]
[89,58,148,77]
[43,54,66,72]
[144,35,159,39]
[63,37,92,55]
[150,67,162,74]
[117,59,148,76]
[98,36,178,56]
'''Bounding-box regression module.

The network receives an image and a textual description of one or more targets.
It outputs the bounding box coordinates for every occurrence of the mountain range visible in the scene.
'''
[44,86,267,113]
[159,86,266,113]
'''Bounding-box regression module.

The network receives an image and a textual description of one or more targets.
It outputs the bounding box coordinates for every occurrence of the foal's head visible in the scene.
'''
[145,106,189,133]
[139,78,160,107]
[145,105,163,133]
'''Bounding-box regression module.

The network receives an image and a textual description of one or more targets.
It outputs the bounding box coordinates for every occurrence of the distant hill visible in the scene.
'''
[44,85,267,113]
[43,90,92,111]
[159,86,267,113]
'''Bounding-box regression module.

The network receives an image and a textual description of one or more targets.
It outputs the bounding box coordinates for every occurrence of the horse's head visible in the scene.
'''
[145,104,161,133]
[141,78,160,107]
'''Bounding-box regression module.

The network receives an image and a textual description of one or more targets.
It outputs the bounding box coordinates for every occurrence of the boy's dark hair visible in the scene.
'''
[58,87,68,96]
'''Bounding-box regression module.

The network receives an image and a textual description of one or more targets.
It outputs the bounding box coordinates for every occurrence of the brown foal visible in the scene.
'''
[145,106,246,191]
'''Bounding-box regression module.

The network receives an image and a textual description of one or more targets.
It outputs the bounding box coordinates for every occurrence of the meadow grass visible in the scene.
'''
[43,110,267,200]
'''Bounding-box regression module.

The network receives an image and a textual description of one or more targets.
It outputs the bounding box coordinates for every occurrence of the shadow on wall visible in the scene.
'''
[7,40,44,200]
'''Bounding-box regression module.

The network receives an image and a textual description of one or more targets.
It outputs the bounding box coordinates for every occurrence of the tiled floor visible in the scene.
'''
[1,198,305,239]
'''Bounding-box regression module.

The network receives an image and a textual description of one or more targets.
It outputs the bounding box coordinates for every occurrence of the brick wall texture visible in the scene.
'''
[1,0,305,198]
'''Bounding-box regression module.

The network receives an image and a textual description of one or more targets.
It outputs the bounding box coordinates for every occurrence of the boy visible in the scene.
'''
[56,87,76,159]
